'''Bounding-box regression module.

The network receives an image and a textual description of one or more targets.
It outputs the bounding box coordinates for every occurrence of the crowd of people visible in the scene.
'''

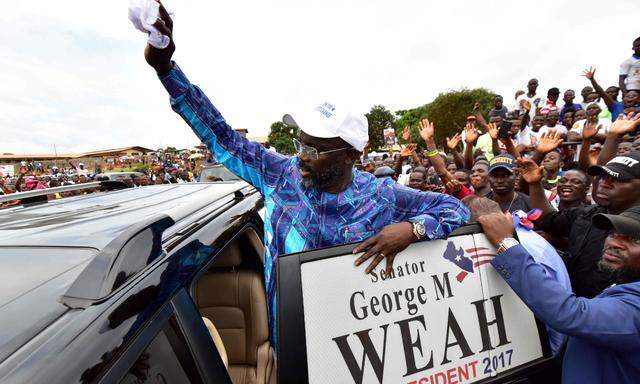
[142,2,640,376]
[7,5,640,379]
[347,38,640,381]
[352,38,640,298]
[0,151,217,208]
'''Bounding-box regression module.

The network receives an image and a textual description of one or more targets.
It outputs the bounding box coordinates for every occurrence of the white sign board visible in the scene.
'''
[300,234,544,384]
[0,164,14,177]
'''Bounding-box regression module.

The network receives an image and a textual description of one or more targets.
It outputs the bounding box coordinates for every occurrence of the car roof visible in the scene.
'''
[0,246,96,363]
[0,182,253,363]
[0,182,246,250]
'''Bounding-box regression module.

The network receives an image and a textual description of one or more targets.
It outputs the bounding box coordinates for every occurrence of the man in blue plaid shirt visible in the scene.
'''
[144,5,469,348]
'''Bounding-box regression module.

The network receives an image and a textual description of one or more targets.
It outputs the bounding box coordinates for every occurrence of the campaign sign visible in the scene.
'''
[299,234,545,384]
[383,128,396,147]
[0,164,14,177]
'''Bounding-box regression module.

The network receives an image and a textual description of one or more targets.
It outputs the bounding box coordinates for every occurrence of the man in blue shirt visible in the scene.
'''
[559,89,582,123]
[143,6,469,346]
[477,207,640,384]
[583,67,640,122]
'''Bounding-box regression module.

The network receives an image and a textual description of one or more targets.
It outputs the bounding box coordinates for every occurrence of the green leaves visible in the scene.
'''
[268,121,298,154]
[366,105,396,151]
[395,88,495,150]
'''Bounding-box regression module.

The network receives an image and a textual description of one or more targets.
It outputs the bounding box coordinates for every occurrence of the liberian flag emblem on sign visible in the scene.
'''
[442,241,496,282]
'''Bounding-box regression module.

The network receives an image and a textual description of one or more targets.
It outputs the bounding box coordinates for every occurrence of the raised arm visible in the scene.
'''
[531,130,563,165]
[473,102,489,130]
[598,113,640,165]
[517,157,555,216]
[487,123,501,156]
[500,129,521,159]
[577,120,602,169]
[398,117,470,230]
[419,119,453,185]
[145,4,287,194]
[463,123,479,169]
[446,132,465,169]
[394,144,416,178]
[478,213,640,352]
[582,67,615,109]
[420,119,472,198]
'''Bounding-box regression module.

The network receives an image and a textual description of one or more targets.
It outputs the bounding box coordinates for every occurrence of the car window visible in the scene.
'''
[200,166,240,182]
[118,318,203,384]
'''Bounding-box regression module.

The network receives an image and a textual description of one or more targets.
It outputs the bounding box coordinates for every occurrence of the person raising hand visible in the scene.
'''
[137,2,469,349]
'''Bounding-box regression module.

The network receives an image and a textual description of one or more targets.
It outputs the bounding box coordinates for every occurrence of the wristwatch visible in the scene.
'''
[497,238,520,254]
[411,221,427,240]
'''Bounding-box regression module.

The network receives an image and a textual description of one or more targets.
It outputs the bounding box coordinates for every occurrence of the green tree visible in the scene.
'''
[396,88,495,150]
[395,105,429,148]
[365,105,396,151]
[267,121,298,154]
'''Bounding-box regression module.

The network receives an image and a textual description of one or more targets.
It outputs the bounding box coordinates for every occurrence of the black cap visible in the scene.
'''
[588,151,640,181]
[548,87,560,95]
[593,205,640,238]
[489,154,516,174]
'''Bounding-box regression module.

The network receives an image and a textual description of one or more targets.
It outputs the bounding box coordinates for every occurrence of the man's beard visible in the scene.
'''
[598,258,640,284]
[303,164,347,191]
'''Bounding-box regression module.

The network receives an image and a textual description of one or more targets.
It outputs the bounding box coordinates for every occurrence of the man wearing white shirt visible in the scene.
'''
[538,110,568,137]
[570,103,612,137]
[518,78,542,121]
[619,37,640,94]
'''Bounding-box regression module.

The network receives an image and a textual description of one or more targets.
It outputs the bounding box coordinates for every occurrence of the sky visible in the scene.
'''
[1,0,639,154]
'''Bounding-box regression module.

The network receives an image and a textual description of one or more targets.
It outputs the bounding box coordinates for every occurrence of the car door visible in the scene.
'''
[277,224,556,384]
[99,290,232,384]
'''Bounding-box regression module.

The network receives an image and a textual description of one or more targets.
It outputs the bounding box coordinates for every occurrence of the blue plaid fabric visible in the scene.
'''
[160,63,470,349]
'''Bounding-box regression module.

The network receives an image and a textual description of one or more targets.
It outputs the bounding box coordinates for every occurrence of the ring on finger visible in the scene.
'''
[378,252,385,259]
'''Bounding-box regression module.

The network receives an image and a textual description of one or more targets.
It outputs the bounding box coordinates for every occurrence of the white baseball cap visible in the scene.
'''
[283,101,369,152]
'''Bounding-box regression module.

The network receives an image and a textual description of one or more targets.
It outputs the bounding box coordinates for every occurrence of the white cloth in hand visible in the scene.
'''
[128,0,171,49]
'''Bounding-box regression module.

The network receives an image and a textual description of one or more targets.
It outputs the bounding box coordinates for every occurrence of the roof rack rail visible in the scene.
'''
[0,181,129,204]
[60,214,175,309]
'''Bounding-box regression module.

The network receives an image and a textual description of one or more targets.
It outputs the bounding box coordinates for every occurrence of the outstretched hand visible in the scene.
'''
[536,130,564,153]
[464,123,479,144]
[609,112,640,137]
[353,222,416,274]
[400,143,416,158]
[582,120,602,140]
[446,133,462,151]
[582,66,596,81]
[516,157,544,184]
[418,118,435,143]
[488,123,499,140]
[144,1,175,75]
